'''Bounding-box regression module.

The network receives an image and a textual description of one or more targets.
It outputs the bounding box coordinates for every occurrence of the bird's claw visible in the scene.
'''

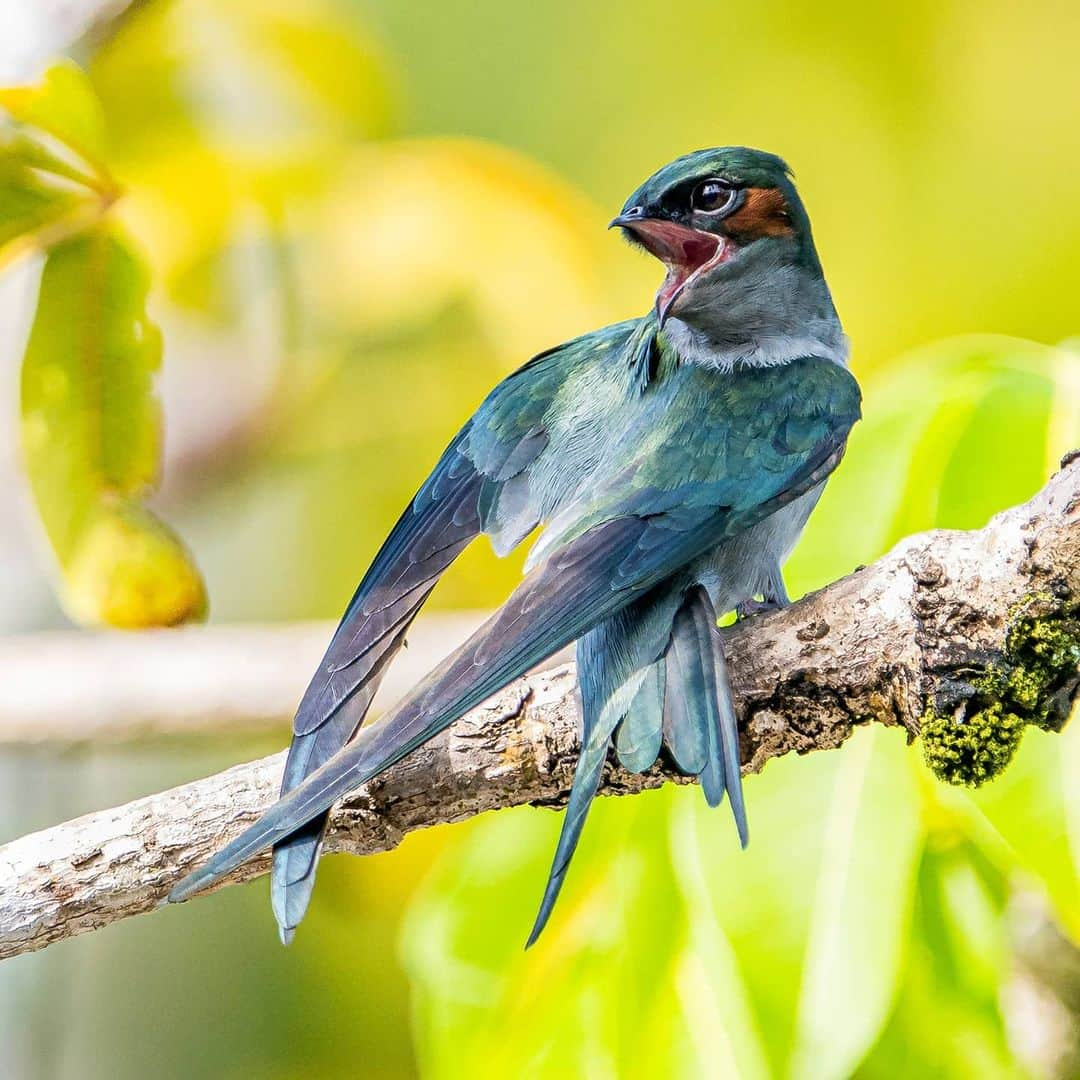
[735,597,788,621]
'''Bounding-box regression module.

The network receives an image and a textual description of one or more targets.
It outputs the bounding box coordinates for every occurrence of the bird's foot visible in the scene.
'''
[735,597,788,621]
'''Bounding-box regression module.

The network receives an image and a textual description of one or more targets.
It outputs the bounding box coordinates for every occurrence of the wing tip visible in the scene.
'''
[167,865,214,905]
[271,876,316,944]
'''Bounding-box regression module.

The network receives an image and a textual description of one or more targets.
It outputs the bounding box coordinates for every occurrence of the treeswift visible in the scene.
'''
[169,146,861,946]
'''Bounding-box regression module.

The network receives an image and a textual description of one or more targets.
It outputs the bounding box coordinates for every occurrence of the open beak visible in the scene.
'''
[610,212,728,325]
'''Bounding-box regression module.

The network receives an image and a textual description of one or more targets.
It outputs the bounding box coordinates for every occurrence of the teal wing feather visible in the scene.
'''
[270,321,642,941]
[709,612,747,842]
[529,592,681,945]
[171,355,861,920]
[530,355,861,565]
[522,359,860,939]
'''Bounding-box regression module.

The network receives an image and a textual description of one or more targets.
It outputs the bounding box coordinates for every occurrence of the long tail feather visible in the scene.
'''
[614,660,665,772]
[662,594,714,781]
[709,623,748,846]
[663,586,748,840]
[271,824,320,945]
[525,717,612,947]
[271,617,415,943]
[526,591,681,944]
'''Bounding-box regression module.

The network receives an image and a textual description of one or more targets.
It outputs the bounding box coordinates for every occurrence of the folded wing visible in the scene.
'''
[269,326,612,940]
[171,353,859,911]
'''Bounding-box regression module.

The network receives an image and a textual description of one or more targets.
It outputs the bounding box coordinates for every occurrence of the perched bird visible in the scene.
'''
[169,146,860,945]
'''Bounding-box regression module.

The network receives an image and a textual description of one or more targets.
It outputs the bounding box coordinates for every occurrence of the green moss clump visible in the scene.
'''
[921,596,1080,787]
[1002,604,1080,729]
[921,703,1024,786]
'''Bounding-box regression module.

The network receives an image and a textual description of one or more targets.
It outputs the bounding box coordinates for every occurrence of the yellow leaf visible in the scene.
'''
[20,226,206,628]
[64,503,207,629]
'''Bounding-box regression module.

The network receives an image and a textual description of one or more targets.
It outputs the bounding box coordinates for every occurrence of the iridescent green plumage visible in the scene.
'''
[170,147,861,946]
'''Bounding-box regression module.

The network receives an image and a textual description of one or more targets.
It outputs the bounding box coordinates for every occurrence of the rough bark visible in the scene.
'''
[0,456,1077,961]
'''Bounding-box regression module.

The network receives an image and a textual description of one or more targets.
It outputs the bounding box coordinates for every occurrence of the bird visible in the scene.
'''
[168,146,861,946]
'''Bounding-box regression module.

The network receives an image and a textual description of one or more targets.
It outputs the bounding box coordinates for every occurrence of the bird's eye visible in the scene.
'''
[690,178,737,215]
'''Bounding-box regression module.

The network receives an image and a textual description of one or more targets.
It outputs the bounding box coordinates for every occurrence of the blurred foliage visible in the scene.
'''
[1,61,205,626]
[404,337,1080,1080]
[362,0,1080,365]
[21,227,206,626]
[2,1,1080,1078]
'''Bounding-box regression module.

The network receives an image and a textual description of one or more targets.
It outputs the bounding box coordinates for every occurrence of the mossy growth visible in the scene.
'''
[921,703,1025,787]
[921,594,1080,787]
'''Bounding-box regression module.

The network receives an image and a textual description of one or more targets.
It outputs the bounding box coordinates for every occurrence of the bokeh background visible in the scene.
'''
[2,1,1080,1077]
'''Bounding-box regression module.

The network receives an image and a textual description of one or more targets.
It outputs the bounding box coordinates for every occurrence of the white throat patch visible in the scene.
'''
[663,318,851,371]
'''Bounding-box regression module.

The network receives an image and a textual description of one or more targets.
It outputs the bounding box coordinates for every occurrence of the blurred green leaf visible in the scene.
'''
[402,789,746,1078]
[887,338,1070,539]
[87,0,396,324]
[0,148,86,260]
[0,62,117,266]
[886,369,998,540]
[959,726,1080,942]
[20,226,206,627]
[1064,718,1080,923]
[788,728,924,1080]
[667,739,882,1073]
[935,373,1054,530]
[670,808,773,1080]
[0,60,109,173]
[858,843,1020,1078]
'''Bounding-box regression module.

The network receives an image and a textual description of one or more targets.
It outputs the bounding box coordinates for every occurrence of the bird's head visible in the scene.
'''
[613,147,823,331]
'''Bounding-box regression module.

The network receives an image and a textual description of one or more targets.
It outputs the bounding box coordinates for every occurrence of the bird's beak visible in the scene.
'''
[610,211,727,326]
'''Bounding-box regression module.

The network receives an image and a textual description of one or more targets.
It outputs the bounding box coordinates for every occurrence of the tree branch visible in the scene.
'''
[1,456,1078,961]
[0,613,491,746]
